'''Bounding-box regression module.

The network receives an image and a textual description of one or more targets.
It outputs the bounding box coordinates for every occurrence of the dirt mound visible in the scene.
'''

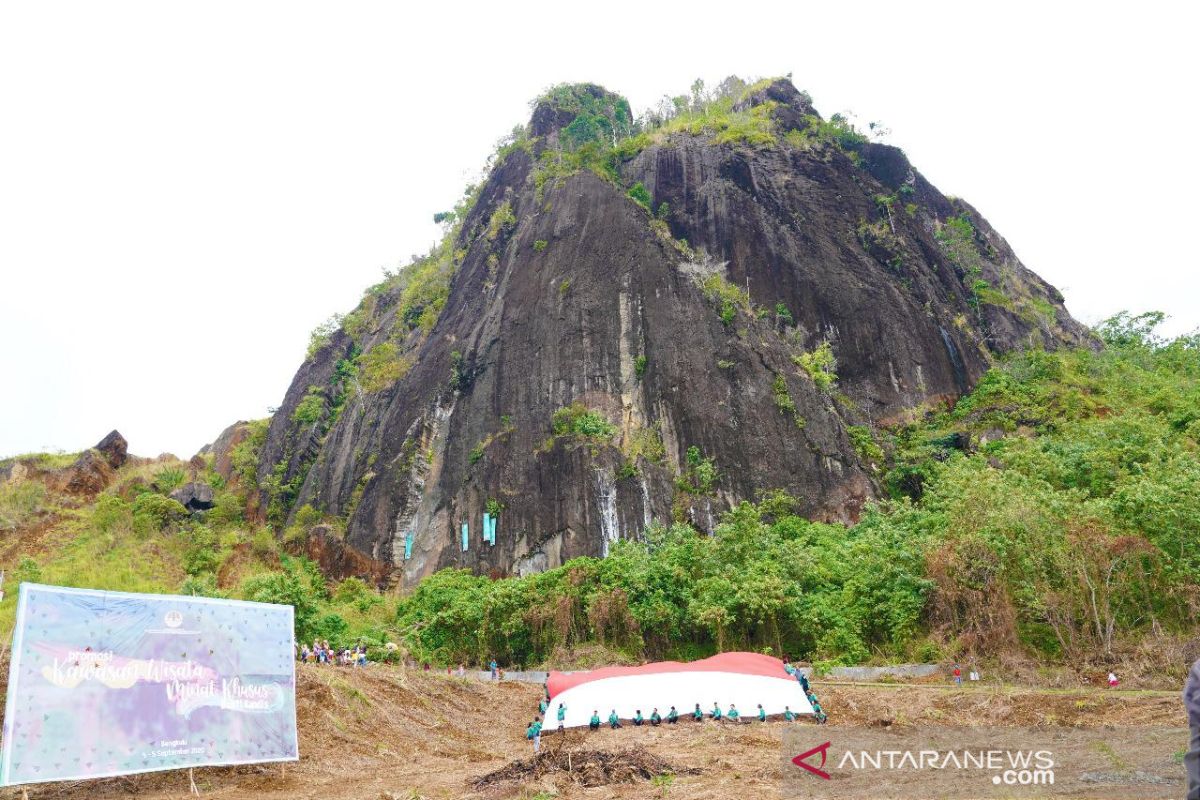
[474,746,697,789]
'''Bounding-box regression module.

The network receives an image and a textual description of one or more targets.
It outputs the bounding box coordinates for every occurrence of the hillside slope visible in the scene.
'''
[256,77,1091,588]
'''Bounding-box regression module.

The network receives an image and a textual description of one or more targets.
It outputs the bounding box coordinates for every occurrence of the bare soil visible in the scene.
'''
[0,664,1184,800]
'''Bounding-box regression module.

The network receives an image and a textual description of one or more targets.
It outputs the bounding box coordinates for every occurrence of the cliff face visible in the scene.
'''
[257,78,1092,587]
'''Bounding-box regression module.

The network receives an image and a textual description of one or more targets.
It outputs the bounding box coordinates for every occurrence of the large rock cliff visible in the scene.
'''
[256,78,1092,587]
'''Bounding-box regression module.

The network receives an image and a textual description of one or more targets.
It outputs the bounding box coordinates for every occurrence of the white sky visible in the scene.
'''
[1,1,1196,459]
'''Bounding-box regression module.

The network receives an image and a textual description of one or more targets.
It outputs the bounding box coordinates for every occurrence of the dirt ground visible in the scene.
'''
[0,664,1186,800]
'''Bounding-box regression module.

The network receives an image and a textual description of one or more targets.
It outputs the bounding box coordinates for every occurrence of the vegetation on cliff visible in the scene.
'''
[391,313,1198,670]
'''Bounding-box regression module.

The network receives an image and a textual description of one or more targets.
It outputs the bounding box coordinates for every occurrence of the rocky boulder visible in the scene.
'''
[170,482,215,513]
[94,430,128,470]
[58,431,127,496]
[200,421,253,482]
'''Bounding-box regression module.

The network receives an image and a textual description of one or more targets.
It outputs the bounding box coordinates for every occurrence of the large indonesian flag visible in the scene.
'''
[546,652,812,728]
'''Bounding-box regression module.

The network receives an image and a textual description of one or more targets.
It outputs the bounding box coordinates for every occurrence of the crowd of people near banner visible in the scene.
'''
[524,658,827,752]
[298,639,368,666]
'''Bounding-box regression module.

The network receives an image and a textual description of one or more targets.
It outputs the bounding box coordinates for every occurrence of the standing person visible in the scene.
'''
[799,670,810,693]
[757,704,766,723]
[1108,671,1119,688]
[1183,657,1199,800]
[952,663,962,686]
[667,706,678,724]
[489,658,498,680]
[650,708,661,726]
[526,719,542,753]
[539,698,548,716]
[556,702,567,732]
[589,710,601,731]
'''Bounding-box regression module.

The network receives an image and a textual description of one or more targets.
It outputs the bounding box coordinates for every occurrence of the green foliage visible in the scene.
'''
[130,492,187,533]
[152,466,186,493]
[794,342,838,392]
[0,480,46,531]
[634,355,648,378]
[182,524,219,575]
[306,313,343,358]
[395,499,928,666]
[292,386,327,426]
[486,200,516,241]
[13,556,42,585]
[626,182,652,211]
[678,446,718,495]
[847,425,884,467]
[485,497,506,516]
[229,418,268,489]
[356,341,412,394]
[772,375,804,428]
[449,350,472,394]
[533,239,548,252]
[775,303,794,327]
[936,214,991,308]
[536,83,635,150]
[551,403,617,441]
[700,274,752,326]
[242,569,322,642]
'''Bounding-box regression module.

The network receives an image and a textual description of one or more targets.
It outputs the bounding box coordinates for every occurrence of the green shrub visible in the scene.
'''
[292,386,327,426]
[794,342,838,392]
[634,355,648,378]
[130,493,187,533]
[552,403,617,440]
[700,274,752,326]
[0,480,47,531]
[242,570,320,641]
[627,182,652,211]
[772,375,805,428]
[356,342,413,394]
[152,467,186,493]
[533,239,548,252]
[183,524,219,575]
[486,201,516,241]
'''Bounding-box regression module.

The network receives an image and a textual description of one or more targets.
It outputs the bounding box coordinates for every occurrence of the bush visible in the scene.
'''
[356,342,413,394]
[0,479,47,531]
[182,524,219,575]
[626,182,652,211]
[794,342,837,392]
[552,403,617,440]
[152,467,186,493]
[242,570,321,642]
[130,493,187,534]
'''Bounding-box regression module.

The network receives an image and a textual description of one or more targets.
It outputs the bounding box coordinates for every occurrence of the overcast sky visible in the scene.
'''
[1,1,1196,459]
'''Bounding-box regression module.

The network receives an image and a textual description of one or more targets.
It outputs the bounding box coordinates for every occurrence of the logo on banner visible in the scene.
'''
[164,611,183,628]
[792,741,832,780]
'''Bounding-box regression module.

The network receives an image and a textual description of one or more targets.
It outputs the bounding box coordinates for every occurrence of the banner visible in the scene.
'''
[1,583,298,786]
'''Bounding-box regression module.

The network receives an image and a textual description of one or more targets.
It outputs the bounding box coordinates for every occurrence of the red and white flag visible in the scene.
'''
[546,652,813,728]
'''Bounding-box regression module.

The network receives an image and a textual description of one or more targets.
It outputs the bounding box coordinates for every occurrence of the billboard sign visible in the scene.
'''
[1,583,298,786]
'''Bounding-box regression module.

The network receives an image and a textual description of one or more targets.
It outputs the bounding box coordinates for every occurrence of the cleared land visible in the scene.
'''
[0,664,1185,799]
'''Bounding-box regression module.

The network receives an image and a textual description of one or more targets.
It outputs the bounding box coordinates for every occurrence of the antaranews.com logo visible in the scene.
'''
[782,726,1184,799]
[792,739,1054,786]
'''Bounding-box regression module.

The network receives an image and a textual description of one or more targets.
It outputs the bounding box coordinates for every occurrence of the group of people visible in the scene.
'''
[299,640,368,667]
[524,662,827,751]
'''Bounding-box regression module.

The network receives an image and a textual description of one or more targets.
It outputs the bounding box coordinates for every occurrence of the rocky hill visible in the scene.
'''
[255,77,1092,587]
